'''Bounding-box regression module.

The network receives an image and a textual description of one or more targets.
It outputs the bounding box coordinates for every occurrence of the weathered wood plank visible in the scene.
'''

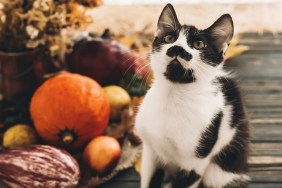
[241,45,282,54]
[112,168,139,182]
[248,183,282,188]
[248,107,282,114]
[225,54,282,80]
[97,182,139,188]
[240,80,282,88]
[251,119,282,124]
[251,123,282,142]
[249,113,282,119]
[243,88,282,95]
[249,156,282,165]
[246,94,282,99]
[239,39,282,46]
[250,143,282,156]
[239,32,282,39]
[249,171,282,183]
[247,107,282,120]
[247,102,282,109]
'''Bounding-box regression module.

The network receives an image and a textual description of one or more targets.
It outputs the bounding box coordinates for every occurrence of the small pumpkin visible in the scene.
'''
[30,72,110,151]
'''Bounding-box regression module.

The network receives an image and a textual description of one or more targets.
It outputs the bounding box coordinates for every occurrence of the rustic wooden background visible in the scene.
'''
[97,33,282,188]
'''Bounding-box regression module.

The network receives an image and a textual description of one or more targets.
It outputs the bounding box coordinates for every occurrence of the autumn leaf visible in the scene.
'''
[225,35,250,60]
[67,2,93,29]
[134,155,142,174]
[114,34,138,49]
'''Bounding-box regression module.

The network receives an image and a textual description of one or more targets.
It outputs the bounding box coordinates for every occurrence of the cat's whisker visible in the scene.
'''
[136,63,151,79]
[122,63,137,77]
[199,63,230,91]
[196,69,210,82]
[121,55,149,77]
[194,64,212,81]
[141,71,152,90]
[194,63,216,80]
[126,74,138,90]
[139,65,152,87]
[195,62,213,75]
[125,62,151,89]
[195,66,213,81]
[119,51,149,67]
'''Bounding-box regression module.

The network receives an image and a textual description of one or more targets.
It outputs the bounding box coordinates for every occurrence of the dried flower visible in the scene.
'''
[26,39,45,48]
[33,0,53,12]
[26,25,39,39]
[0,0,102,55]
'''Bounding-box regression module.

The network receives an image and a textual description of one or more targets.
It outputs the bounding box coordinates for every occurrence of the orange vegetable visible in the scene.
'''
[30,72,110,151]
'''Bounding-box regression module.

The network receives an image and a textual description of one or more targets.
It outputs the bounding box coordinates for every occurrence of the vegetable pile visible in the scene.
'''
[0,37,147,187]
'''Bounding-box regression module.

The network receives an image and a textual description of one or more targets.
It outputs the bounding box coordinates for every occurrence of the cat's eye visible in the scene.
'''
[193,40,206,49]
[164,35,176,43]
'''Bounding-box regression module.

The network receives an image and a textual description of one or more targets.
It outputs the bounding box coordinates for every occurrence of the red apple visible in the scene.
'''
[83,136,121,176]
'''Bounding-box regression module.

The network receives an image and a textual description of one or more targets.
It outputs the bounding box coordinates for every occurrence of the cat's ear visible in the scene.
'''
[155,4,181,36]
[205,14,234,53]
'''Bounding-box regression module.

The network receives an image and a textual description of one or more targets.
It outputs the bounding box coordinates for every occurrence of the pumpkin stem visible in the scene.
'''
[62,132,75,144]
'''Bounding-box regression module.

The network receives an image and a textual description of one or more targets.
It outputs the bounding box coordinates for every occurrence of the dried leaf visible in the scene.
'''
[229,35,240,47]
[114,34,138,49]
[134,155,142,174]
[225,35,250,60]
[105,108,134,139]
[225,45,250,60]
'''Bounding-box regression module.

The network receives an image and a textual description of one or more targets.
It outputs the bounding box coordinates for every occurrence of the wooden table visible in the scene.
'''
[98,33,282,188]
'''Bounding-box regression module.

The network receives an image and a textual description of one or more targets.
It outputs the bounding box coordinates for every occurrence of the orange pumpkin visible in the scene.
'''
[30,72,110,151]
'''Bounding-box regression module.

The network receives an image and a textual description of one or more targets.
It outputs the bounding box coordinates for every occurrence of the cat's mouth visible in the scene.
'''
[163,59,196,84]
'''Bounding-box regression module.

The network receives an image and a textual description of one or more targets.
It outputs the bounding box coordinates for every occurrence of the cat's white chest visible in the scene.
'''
[136,81,222,168]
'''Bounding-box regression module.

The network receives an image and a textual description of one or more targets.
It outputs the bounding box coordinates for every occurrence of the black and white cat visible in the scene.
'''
[135,4,250,188]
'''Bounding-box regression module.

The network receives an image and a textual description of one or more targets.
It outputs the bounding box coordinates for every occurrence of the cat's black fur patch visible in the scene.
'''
[184,25,224,66]
[164,59,195,83]
[216,77,245,128]
[198,181,205,188]
[212,125,249,173]
[172,170,201,188]
[166,45,192,61]
[195,111,223,158]
[212,77,249,173]
[223,179,248,188]
[149,169,164,188]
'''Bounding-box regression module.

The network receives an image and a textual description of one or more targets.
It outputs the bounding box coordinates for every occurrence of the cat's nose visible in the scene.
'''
[166,45,192,61]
